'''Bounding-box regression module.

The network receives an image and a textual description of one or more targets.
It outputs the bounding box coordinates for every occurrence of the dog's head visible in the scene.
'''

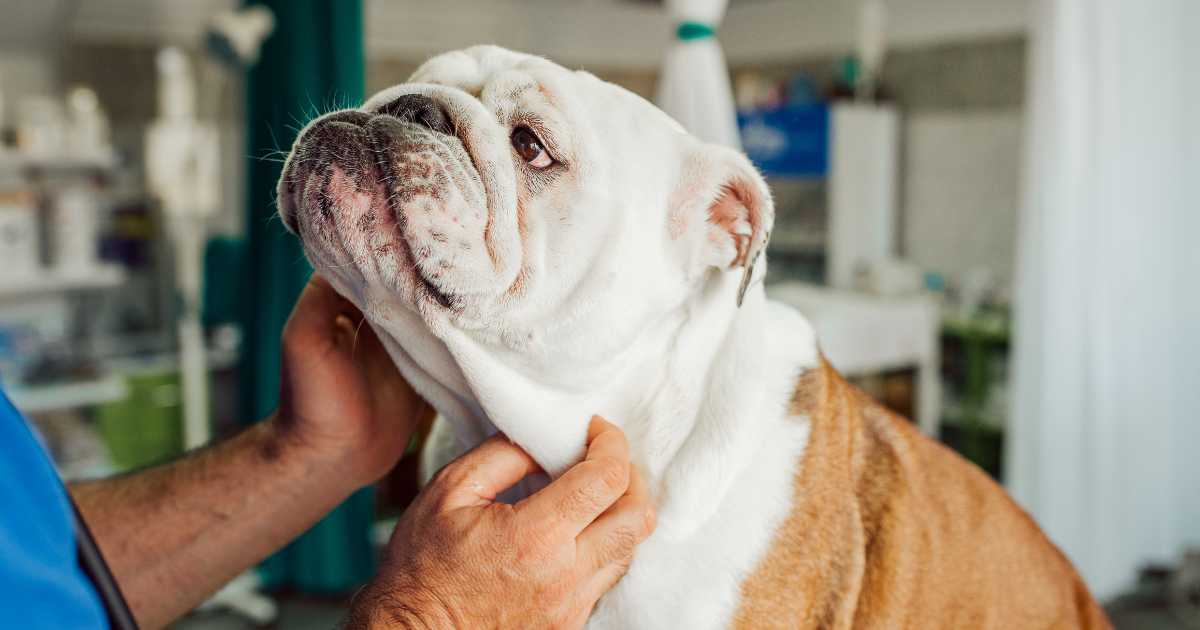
[278,45,773,474]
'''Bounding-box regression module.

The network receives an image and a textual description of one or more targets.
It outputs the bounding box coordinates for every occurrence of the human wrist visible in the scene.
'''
[258,410,366,492]
[345,572,458,630]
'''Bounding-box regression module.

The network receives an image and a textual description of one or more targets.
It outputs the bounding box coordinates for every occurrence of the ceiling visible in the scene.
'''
[0,0,74,50]
[0,0,1028,67]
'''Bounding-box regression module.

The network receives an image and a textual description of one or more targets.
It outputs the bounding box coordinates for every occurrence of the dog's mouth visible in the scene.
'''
[279,107,491,314]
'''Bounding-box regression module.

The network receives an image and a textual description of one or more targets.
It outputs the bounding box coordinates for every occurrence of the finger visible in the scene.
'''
[286,274,361,338]
[570,468,655,610]
[515,416,631,538]
[347,313,388,363]
[305,273,359,318]
[434,434,541,509]
[296,274,383,361]
[576,463,655,573]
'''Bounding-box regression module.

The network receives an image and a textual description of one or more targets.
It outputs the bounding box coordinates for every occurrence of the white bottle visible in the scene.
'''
[51,185,99,272]
[66,86,113,162]
[0,191,39,279]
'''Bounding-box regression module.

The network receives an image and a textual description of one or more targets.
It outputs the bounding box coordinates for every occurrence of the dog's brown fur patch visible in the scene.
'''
[732,357,1111,629]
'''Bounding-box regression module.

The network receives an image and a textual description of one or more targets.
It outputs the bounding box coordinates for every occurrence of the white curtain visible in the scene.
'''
[656,0,740,149]
[1008,0,1200,601]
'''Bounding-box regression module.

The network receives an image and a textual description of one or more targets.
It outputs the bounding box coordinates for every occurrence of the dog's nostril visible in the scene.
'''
[378,94,452,135]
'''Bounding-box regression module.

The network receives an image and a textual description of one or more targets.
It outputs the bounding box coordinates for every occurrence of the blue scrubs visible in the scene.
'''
[0,391,109,628]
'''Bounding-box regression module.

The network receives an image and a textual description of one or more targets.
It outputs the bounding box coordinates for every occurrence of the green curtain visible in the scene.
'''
[239,0,374,593]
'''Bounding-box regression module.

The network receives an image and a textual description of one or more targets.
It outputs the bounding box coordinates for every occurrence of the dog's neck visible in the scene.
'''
[372,273,817,538]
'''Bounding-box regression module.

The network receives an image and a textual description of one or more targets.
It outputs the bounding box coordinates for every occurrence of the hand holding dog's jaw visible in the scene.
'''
[275,273,431,489]
[345,416,655,630]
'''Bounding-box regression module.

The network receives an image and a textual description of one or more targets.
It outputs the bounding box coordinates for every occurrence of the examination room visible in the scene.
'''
[0,1,1196,628]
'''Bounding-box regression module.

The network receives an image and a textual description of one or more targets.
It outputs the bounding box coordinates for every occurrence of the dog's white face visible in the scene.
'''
[279,46,773,474]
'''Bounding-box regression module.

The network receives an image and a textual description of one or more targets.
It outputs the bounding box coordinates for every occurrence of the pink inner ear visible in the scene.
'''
[708,183,755,267]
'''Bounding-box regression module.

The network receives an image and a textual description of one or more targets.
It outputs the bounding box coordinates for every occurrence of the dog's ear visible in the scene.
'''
[670,146,774,306]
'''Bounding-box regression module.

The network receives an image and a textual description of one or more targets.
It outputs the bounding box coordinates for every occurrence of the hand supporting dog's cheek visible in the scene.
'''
[275,275,429,489]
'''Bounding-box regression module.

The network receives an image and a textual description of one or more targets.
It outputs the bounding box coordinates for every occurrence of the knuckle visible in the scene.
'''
[424,484,457,513]
[429,460,459,487]
[559,485,597,522]
[642,506,657,537]
[430,460,476,495]
[592,456,629,495]
[604,526,641,564]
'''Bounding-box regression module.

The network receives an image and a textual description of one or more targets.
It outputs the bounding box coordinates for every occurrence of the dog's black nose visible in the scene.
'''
[378,94,452,135]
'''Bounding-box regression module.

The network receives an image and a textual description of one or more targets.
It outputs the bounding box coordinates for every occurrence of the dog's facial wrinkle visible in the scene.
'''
[360,116,487,312]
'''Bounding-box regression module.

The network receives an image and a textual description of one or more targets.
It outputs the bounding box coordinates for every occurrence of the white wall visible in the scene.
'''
[365,0,671,69]
[903,112,1023,287]
[723,0,1029,63]
[363,0,1030,67]
[0,52,58,129]
[0,0,1033,70]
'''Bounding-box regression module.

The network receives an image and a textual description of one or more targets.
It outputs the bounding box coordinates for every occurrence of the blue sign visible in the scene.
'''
[738,104,829,178]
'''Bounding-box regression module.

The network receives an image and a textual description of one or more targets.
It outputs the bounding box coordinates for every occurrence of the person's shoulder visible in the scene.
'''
[0,387,110,629]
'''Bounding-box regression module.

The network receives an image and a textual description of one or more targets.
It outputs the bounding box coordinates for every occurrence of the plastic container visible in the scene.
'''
[50,186,100,271]
[0,191,39,278]
[95,370,184,471]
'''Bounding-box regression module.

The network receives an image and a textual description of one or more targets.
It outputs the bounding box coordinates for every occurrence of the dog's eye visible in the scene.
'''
[511,127,553,169]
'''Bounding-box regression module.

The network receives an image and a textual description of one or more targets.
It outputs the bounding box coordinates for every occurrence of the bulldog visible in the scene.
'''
[278,46,1110,629]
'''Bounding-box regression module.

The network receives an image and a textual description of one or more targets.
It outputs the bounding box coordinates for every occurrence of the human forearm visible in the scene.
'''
[70,414,374,629]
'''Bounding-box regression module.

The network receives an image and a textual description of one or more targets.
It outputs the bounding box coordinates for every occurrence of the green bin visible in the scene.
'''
[95,371,185,472]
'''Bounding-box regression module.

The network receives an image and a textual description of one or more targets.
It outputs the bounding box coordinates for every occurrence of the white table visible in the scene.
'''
[767,282,942,436]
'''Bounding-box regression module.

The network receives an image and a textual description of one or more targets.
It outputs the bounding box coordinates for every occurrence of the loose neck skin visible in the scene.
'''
[406,273,804,541]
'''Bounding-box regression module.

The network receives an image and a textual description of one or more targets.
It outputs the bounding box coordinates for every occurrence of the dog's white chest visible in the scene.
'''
[587,415,809,630]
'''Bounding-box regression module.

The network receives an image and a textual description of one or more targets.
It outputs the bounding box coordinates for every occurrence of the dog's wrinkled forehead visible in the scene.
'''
[359,46,568,114]
[410,46,552,94]
[364,45,686,139]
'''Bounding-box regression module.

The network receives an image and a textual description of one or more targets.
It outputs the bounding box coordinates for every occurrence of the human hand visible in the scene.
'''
[275,273,430,488]
[346,417,656,630]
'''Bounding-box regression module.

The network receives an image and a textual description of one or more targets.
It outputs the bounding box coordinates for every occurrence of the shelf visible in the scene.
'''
[0,150,119,175]
[941,310,1010,343]
[8,373,129,414]
[769,231,826,254]
[0,264,126,301]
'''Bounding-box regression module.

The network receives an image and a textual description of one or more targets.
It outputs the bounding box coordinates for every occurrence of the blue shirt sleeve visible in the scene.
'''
[0,391,109,629]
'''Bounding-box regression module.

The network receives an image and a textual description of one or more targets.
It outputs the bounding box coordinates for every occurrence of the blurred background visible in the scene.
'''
[0,0,1195,627]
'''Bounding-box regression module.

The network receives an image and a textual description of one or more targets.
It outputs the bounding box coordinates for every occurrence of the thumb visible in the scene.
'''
[434,435,541,509]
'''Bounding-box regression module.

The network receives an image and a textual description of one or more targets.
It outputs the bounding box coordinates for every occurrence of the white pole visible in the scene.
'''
[173,215,210,450]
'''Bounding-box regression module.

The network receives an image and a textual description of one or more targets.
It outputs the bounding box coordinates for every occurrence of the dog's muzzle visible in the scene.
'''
[279,92,492,310]
[279,94,456,234]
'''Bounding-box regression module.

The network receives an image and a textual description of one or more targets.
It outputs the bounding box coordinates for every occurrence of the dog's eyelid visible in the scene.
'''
[509,114,567,164]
